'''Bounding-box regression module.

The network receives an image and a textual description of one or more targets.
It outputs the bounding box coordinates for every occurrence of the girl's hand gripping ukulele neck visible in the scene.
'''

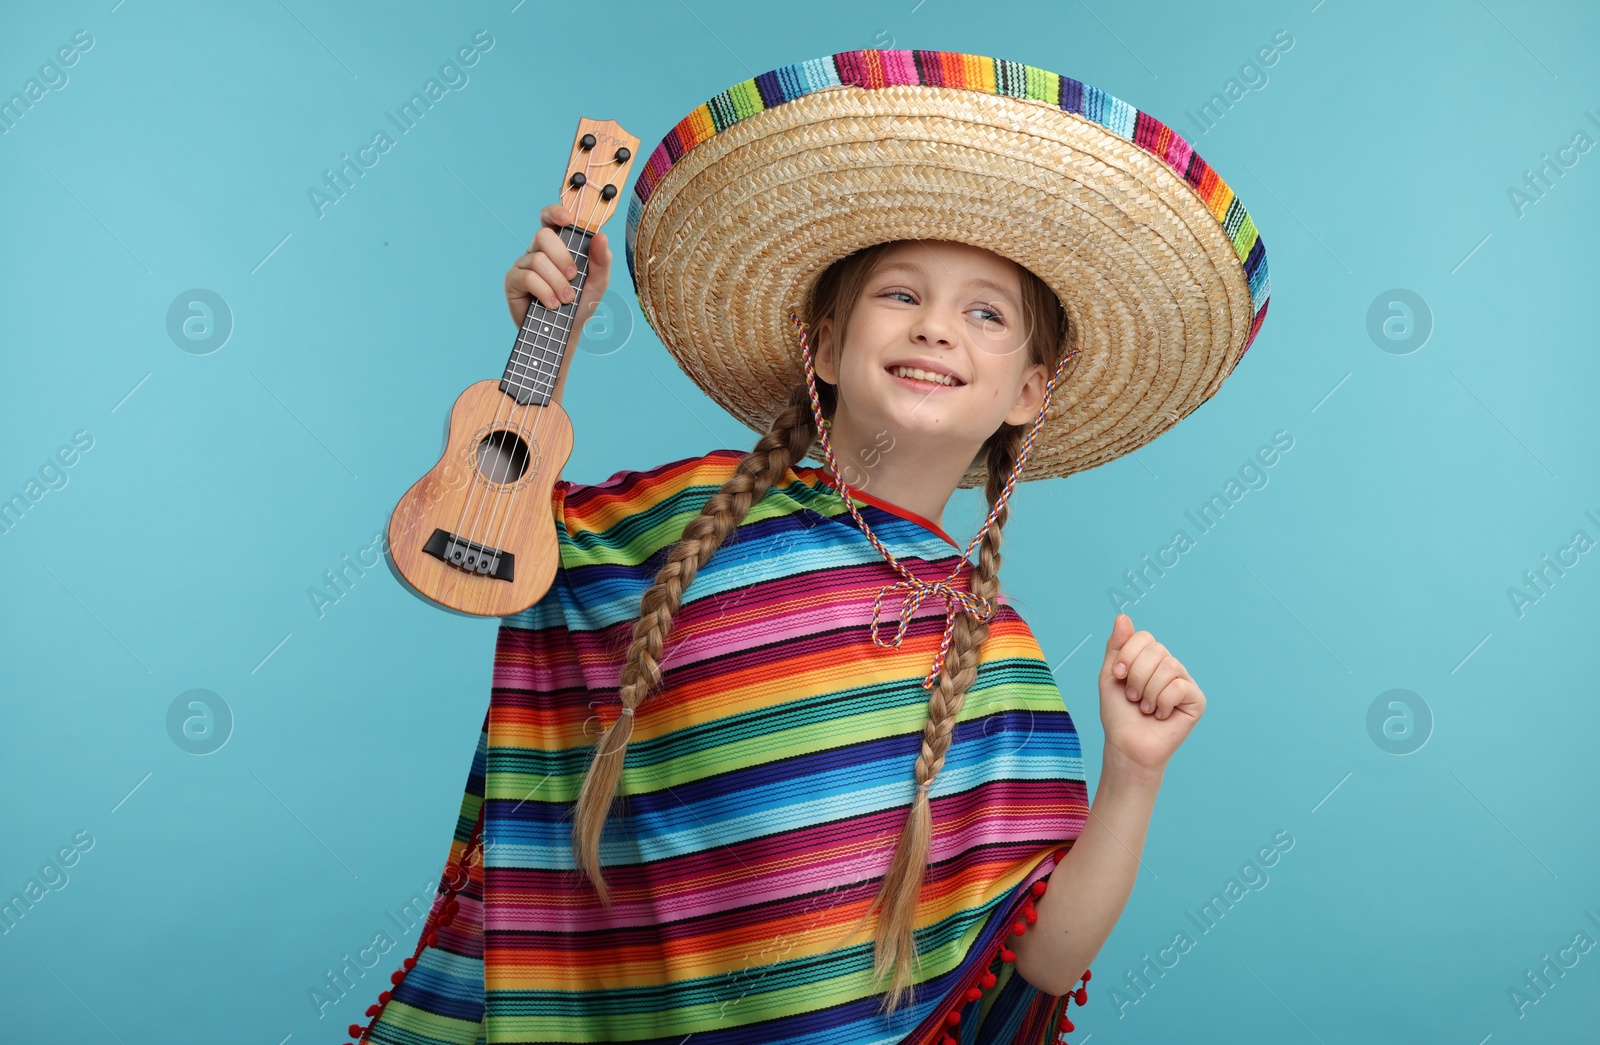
[388,118,639,617]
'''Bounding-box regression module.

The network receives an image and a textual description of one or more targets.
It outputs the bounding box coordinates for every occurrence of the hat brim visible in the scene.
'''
[627,53,1269,488]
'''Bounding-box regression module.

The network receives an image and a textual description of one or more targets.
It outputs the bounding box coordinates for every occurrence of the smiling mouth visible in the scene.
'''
[886,364,964,389]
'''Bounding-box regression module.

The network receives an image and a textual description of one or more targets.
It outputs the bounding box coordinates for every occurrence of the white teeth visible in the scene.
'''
[889,365,960,386]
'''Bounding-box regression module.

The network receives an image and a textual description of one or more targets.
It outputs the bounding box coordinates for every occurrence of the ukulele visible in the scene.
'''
[388,117,640,617]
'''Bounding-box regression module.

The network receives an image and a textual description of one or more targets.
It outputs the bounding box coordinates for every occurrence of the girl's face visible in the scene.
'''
[814,240,1049,455]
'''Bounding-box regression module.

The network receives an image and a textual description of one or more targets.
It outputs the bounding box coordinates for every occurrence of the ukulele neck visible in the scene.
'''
[501,224,595,407]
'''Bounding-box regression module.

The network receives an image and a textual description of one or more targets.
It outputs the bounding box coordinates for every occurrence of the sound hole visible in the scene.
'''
[476,430,530,484]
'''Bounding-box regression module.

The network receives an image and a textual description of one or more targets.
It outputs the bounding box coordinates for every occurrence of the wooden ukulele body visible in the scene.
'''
[388,380,573,617]
[386,115,636,619]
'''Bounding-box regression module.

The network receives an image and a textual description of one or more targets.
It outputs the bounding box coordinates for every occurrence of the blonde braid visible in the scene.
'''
[859,424,1026,1016]
[571,387,818,905]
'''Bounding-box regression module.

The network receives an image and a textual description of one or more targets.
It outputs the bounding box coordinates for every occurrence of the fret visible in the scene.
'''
[517,321,576,341]
[504,362,556,387]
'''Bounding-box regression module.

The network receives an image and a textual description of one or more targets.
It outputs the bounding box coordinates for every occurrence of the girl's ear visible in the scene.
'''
[1003,360,1049,427]
[813,317,840,383]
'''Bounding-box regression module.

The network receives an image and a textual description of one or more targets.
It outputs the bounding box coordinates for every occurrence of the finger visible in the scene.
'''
[1111,628,1153,683]
[1151,676,1193,720]
[510,253,575,294]
[531,250,575,298]
[1139,657,1185,716]
[504,262,533,321]
[1124,639,1168,703]
[527,254,574,308]
[1101,614,1135,677]
[532,226,578,277]
[540,203,573,230]
[518,269,559,312]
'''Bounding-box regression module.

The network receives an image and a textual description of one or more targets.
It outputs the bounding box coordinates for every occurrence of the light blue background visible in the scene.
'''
[2,1,1597,1042]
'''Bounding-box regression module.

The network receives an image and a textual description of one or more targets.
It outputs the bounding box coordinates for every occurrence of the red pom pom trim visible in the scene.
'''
[932,870,1093,1045]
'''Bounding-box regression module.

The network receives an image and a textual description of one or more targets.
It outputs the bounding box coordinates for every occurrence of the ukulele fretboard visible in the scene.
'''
[501,224,595,406]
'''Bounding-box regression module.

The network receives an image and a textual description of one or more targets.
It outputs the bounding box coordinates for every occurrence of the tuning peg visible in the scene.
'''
[601,184,617,201]
[568,172,586,188]
[580,133,596,150]
[614,146,630,162]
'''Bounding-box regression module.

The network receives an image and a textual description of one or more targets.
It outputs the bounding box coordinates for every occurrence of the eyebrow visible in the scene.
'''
[870,260,1021,307]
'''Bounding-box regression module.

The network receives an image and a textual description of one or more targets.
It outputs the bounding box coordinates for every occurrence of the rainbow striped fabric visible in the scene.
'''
[365,450,1090,1045]
[624,48,1271,360]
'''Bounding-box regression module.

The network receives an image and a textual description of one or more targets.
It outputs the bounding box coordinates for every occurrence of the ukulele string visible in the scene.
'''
[454,251,543,556]
[462,225,568,554]
[483,166,606,558]
[447,279,515,556]
[468,181,590,558]
[447,206,554,558]
[453,153,599,561]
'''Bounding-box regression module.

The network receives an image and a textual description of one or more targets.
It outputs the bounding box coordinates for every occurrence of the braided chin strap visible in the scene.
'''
[788,312,1076,691]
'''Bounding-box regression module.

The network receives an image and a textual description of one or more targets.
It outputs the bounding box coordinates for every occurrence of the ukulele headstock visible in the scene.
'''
[561,118,640,232]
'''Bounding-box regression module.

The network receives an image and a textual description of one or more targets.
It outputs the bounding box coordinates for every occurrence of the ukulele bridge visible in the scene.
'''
[422,528,516,582]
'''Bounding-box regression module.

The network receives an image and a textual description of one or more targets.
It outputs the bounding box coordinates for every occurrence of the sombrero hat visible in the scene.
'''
[624,49,1271,489]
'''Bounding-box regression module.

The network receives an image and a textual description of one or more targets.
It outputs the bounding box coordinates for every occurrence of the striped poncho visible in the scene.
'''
[361,450,1091,1045]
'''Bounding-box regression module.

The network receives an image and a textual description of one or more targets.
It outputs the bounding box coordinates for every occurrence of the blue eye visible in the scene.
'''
[881,290,1003,324]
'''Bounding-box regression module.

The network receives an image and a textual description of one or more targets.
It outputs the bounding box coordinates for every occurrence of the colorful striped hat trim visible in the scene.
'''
[626,49,1268,335]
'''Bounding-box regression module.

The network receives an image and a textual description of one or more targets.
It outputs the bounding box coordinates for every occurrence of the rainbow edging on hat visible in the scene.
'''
[624,48,1271,357]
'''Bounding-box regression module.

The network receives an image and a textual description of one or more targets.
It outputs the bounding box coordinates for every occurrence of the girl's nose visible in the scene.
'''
[912,311,956,345]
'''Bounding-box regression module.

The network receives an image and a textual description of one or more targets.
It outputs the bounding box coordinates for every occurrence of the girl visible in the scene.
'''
[355,48,1268,1045]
